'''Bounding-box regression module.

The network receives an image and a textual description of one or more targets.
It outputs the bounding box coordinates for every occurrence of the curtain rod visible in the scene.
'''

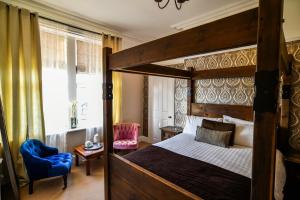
[39,16,104,36]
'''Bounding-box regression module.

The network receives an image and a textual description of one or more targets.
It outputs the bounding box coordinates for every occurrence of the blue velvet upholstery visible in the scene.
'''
[20,139,72,188]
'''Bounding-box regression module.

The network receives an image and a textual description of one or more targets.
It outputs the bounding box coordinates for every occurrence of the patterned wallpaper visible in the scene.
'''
[174,48,257,128]
[174,78,188,127]
[173,41,300,151]
[194,78,254,105]
[287,41,300,151]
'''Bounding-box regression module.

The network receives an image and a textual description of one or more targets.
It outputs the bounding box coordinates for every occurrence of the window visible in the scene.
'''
[76,40,102,129]
[40,20,103,135]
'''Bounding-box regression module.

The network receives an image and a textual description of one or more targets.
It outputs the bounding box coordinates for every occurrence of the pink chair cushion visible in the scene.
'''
[113,123,140,150]
[113,140,138,150]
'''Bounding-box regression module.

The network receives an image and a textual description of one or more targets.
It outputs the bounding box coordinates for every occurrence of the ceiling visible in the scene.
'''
[33,0,257,42]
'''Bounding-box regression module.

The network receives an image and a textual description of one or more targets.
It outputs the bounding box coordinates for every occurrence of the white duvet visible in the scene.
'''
[154,133,286,200]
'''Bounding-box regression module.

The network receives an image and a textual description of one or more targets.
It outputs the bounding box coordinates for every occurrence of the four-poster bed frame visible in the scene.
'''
[102,0,293,199]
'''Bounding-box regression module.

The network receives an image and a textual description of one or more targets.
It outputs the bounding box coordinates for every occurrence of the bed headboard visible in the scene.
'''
[191,103,253,121]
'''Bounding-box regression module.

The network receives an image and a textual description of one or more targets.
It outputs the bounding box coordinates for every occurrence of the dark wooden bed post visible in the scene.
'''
[252,0,284,199]
[103,47,113,200]
[187,67,195,115]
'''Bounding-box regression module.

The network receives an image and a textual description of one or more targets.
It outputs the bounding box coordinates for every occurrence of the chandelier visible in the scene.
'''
[154,0,189,10]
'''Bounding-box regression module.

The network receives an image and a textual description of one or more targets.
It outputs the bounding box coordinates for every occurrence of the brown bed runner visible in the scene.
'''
[124,145,250,200]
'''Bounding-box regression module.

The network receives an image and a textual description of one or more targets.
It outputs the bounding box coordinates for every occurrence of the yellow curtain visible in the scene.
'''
[102,35,122,124]
[0,2,45,178]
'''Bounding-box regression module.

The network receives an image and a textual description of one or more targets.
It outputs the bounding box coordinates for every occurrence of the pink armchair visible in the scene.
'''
[113,123,140,151]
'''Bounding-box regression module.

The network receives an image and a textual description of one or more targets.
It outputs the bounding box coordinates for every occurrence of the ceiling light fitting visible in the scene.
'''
[155,0,189,10]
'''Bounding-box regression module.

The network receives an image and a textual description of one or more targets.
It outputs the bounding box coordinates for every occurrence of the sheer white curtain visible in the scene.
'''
[40,21,69,152]
[40,19,103,151]
[76,38,103,142]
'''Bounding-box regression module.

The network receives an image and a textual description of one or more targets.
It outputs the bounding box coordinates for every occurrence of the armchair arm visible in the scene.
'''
[40,143,58,157]
[132,125,140,141]
[113,125,120,141]
[23,154,52,180]
[30,155,52,168]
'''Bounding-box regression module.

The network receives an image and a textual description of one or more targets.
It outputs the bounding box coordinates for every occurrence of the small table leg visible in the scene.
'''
[75,154,79,166]
[161,130,165,141]
[86,160,90,176]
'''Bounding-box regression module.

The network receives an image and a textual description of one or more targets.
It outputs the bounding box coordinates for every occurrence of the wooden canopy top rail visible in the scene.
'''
[108,7,288,79]
[108,8,258,70]
[191,103,253,121]
[103,1,291,200]
[115,64,192,79]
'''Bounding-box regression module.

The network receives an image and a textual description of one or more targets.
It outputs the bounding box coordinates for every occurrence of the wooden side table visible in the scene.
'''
[284,152,300,200]
[160,126,183,141]
[73,144,104,176]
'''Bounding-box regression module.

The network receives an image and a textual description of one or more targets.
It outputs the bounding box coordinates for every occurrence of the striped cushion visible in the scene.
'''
[195,127,232,148]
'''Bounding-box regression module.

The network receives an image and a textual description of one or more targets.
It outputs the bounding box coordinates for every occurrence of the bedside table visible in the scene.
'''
[160,126,183,141]
[284,152,300,200]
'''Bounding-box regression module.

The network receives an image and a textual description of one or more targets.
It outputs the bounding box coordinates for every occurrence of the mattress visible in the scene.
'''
[153,133,286,200]
[125,145,251,200]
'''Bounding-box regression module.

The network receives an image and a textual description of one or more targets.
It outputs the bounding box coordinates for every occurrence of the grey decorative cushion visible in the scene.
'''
[195,126,232,148]
[202,119,236,146]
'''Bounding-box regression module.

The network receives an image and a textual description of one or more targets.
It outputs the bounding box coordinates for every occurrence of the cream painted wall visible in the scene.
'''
[120,37,144,135]
[121,73,144,133]
[284,0,300,40]
[122,36,143,50]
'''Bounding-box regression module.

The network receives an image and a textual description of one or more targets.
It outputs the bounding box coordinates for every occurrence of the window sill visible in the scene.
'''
[67,127,86,133]
[67,126,101,133]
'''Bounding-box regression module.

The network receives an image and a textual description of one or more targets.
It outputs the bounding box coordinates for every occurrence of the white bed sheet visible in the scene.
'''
[153,133,286,200]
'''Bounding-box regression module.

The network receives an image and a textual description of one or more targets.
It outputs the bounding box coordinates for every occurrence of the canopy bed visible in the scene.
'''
[102,0,293,199]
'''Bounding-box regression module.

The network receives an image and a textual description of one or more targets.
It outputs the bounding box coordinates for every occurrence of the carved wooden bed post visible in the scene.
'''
[187,67,195,115]
[252,0,284,199]
[278,55,293,153]
[103,47,113,200]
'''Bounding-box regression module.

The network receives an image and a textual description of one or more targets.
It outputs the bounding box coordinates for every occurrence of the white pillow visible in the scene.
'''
[223,115,253,125]
[183,115,223,135]
[223,115,254,147]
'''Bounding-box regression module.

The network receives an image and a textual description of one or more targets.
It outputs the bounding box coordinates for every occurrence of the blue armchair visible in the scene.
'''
[20,139,72,194]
